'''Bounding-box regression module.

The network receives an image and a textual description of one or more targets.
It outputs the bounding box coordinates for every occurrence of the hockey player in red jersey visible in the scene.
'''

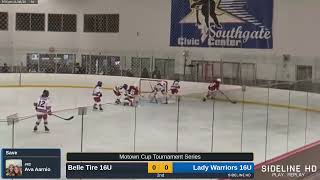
[92,81,103,111]
[203,78,221,101]
[128,85,139,96]
[170,80,180,95]
[33,90,51,132]
[113,84,128,104]
[124,85,139,106]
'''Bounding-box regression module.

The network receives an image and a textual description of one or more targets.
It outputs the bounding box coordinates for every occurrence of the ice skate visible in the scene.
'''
[115,99,121,104]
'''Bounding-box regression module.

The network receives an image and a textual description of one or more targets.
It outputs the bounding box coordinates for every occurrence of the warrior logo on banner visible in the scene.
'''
[170,0,273,49]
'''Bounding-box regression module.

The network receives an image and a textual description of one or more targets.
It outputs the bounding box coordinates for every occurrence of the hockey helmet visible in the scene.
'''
[159,80,166,85]
[97,81,103,87]
[216,78,221,82]
[42,90,49,97]
[123,84,128,90]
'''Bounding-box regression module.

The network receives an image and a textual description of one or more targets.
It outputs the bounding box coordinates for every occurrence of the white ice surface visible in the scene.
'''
[1,87,320,180]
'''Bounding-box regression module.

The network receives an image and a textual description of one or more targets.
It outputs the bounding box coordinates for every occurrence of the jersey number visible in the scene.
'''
[37,100,45,108]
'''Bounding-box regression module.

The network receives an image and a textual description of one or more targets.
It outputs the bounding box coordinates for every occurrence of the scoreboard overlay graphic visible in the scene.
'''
[66,152,254,179]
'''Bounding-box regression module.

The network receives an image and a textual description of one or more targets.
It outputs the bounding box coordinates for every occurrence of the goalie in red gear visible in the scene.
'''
[92,81,103,111]
[124,85,139,106]
[203,78,221,101]
[33,90,51,132]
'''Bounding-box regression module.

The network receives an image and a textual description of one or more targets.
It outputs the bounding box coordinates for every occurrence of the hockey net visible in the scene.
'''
[139,78,168,103]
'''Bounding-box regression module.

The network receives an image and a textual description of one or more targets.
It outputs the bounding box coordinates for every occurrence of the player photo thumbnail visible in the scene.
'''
[5,159,23,177]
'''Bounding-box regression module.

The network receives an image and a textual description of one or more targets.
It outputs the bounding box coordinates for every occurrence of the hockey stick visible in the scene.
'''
[18,115,37,122]
[51,114,74,121]
[218,90,237,104]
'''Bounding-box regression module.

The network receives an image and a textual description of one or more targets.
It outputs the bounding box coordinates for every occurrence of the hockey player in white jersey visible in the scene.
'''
[33,90,51,132]
[113,84,128,104]
[151,80,167,103]
[153,81,166,94]
[92,81,103,111]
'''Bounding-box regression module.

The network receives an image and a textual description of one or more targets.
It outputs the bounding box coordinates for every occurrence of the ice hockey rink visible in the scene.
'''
[1,0,320,178]
[1,81,320,179]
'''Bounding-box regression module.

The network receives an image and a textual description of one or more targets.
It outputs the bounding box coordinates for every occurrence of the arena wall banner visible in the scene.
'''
[170,0,273,49]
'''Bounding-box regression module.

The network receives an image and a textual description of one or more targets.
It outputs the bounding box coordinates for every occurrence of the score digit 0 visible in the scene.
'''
[148,162,173,174]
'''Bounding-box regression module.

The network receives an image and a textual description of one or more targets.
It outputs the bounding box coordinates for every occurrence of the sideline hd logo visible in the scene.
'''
[170,0,273,49]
